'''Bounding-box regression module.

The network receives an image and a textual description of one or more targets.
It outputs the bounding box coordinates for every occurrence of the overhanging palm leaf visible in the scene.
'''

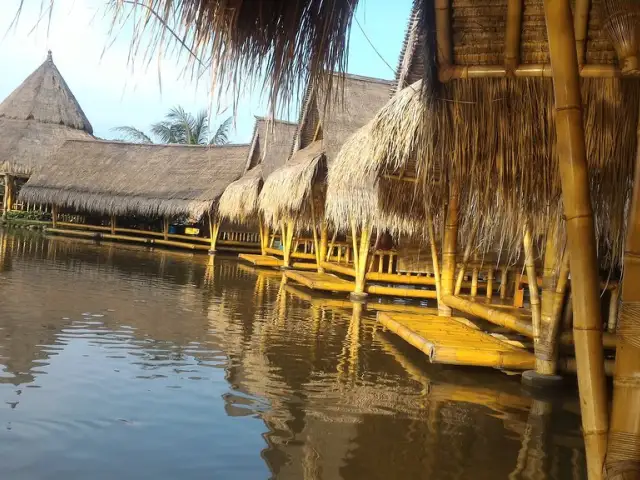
[210,116,232,145]
[111,126,153,143]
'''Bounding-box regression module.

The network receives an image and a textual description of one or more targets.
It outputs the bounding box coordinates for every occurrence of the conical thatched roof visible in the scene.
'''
[259,73,392,226]
[0,51,92,133]
[218,118,297,223]
[19,139,249,219]
[0,51,94,177]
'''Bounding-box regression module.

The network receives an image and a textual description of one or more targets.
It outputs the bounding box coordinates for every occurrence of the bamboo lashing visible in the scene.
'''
[543,0,609,477]
[605,102,640,478]
[505,0,523,71]
[440,182,460,316]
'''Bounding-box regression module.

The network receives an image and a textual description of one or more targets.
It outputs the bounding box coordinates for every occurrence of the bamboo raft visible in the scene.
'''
[239,253,317,270]
[378,312,535,370]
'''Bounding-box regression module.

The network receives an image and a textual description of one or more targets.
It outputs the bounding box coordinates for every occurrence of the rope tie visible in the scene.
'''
[618,301,640,348]
[605,431,640,477]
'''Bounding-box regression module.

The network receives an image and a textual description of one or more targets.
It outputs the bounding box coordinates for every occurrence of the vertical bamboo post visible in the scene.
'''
[427,212,442,304]
[319,222,328,273]
[353,224,371,297]
[500,268,508,299]
[543,1,608,476]
[434,0,452,67]
[207,212,220,253]
[309,198,322,272]
[3,175,14,213]
[486,269,494,301]
[258,217,268,256]
[606,285,620,334]
[573,0,590,65]
[455,219,479,295]
[524,224,542,342]
[440,181,460,316]
[605,106,640,478]
[470,252,479,298]
[281,220,295,268]
[51,204,58,228]
[505,0,523,71]
[110,215,117,235]
[163,217,169,240]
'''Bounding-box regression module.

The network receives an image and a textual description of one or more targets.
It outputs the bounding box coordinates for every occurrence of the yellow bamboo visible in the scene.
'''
[607,285,620,334]
[544,0,608,476]
[163,217,169,241]
[3,175,14,213]
[434,0,452,67]
[428,212,442,304]
[438,64,624,82]
[500,268,508,299]
[319,222,328,274]
[282,220,295,268]
[470,253,479,298]
[51,204,58,228]
[309,198,321,272]
[207,211,220,253]
[455,219,479,295]
[605,105,640,478]
[354,223,371,296]
[486,269,494,301]
[441,181,460,316]
[110,215,117,235]
[573,0,590,65]
[505,0,523,71]
[258,217,268,256]
[523,224,542,343]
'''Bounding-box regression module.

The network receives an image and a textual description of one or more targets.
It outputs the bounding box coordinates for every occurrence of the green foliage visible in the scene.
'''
[112,106,232,145]
[6,210,52,222]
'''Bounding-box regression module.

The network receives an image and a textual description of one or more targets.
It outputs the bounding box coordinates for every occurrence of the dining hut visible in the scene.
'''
[257,73,392,274]
[218,117,298,260]
[0,51,93,212]
[18,138,252,253]
[324,1,640,478]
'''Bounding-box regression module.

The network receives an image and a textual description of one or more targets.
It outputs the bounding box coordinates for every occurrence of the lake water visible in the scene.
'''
[0,230,586,479]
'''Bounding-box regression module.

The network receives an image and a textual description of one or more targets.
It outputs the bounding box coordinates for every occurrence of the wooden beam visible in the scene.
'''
[505,0,523,71]
[543,0,608,477]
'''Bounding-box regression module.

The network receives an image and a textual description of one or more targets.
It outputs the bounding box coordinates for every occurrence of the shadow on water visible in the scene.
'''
[0,229,586,479]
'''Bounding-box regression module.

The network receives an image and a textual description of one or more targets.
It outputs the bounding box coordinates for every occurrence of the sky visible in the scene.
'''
[0,0,413,143]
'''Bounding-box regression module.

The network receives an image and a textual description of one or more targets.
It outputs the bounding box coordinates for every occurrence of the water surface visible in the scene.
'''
[0,230,586,479]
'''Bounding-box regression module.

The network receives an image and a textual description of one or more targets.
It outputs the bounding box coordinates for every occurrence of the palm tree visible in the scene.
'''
[112,106,232,145]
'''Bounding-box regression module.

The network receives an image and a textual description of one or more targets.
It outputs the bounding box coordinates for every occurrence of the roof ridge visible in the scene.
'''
[66,138,250,148]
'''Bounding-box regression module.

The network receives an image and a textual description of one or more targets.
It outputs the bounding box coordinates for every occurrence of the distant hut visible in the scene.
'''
[218,117,297,254]
[258,73,392,269]
[19,139,249,252]
[0,51,93,211]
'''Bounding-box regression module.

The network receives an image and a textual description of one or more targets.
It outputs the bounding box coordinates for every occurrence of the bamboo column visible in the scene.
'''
[454,219,479,295]
[163,217,170,240]
[350,218,371,298]
[427,212,442,304]
[207,212,220,253]
[523,224,542,342]
[470,252,479,298]
[309,199,323,273]
[110,215,117,235]
[318,222,328,274]
[486,269,494,301]
[543,0,608,477]
[605,106,640,479]
[281,220,295,268]
[258,217,268,256]
[51,204,58,228]
[500,268,509,299]
[3,175,14,213]
[505,0,523,71]
[440,181,460,316]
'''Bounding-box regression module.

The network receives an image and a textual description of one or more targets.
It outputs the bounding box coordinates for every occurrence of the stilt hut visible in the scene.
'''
[218,117,297,261]
[18,138,253,253]
[257,73,391,274]
[0,51,93,212]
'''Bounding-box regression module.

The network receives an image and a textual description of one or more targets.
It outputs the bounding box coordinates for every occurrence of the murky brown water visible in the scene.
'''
[0,229,586,479]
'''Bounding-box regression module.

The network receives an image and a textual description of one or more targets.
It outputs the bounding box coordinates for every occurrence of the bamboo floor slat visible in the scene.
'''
[378,312,535,370]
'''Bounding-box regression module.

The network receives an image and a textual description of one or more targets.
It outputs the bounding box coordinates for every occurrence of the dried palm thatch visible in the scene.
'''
[108,0,359,114]
[19,139,249,219]
[0,51,94,176]
[259,74,393,227]
[218,118,297,223]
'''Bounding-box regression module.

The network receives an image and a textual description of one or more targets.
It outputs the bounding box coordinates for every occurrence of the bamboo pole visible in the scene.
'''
[110,215,117,235]
[318,222,328,274]
[440,181,460,316]
[207,212,220,253]
[3,175,14,213]
[505,0,523,71]
[605,105,640,478]
[51,204,58,228]
[258,217,267,256]
[454,219,479,295]
[434,0,452,67]
[438,64,624,82]
[500,268,509,299]
[486,269,494,301]
[523,224,542,345]
[355,225,372,295]
[427,212,442,304]
[543,1,608,476]
[573,0,590,65]
[163,217,169,241]
[282,220,295,268]
[470,252,479,298]
[606,285,620,334]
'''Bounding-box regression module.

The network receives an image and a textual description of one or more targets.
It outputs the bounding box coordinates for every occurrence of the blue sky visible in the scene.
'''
[0,0,412,143]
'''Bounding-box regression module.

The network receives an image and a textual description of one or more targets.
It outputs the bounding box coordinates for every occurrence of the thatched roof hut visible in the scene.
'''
[259,73,392,227]
[218,117,297,224]
[18,139,249,219]
[0,51,94,177]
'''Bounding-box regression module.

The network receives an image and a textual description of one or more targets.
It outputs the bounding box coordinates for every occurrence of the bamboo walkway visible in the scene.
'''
[284,270,354,292]
[378,312,535,370]
[239,254,317,270]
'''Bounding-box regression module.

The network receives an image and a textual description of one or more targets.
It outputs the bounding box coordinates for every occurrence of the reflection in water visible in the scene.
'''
[0,230,586,479]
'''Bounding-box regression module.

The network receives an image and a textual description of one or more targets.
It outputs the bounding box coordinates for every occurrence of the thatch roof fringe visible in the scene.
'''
[19,139,249,219]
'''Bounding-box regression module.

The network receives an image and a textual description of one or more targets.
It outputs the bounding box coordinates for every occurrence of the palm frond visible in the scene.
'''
[211,116,233,145]
[111,126,153,144]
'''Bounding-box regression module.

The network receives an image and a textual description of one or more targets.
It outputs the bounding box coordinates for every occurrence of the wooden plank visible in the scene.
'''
[378,312,535,370]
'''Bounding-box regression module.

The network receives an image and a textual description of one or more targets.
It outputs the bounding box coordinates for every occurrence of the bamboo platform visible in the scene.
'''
[378,312,535,370]
[284,270,354,292]
[238,254,317,270]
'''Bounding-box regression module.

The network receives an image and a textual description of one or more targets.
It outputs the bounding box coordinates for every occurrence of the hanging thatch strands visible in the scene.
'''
[19,139,249,220]
[218,118,297,224]
[599,0,640,73]
[0,51,93,177]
